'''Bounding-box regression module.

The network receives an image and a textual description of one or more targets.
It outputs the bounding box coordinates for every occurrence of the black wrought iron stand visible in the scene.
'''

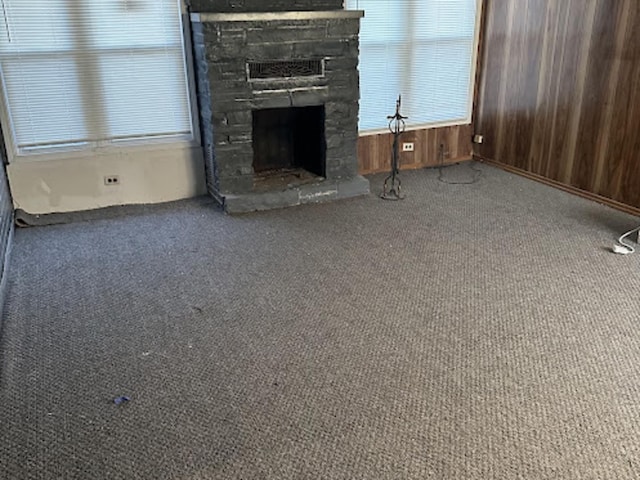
[381,95,407,201]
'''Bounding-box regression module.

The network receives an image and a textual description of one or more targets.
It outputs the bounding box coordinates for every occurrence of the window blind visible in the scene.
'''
[0,0,193,156]
[346,0,479,132]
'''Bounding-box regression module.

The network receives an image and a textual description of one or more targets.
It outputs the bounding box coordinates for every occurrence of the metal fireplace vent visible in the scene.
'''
[248,59,324,80]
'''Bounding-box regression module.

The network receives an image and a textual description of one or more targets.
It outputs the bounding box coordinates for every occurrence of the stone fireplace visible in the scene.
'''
[190,0,369,213]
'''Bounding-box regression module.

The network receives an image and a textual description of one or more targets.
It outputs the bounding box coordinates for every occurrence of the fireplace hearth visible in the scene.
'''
[190,1,369,213]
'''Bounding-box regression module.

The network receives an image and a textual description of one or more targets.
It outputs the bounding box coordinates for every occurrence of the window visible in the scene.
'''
[0,0,193,158]
[346,0,480,133]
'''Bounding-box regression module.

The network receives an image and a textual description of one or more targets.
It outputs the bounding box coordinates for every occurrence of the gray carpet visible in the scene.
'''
[1,163,640,479]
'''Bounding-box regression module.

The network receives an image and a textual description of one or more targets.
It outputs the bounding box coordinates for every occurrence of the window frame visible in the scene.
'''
[347,0,484,136]
[0,0,201,163]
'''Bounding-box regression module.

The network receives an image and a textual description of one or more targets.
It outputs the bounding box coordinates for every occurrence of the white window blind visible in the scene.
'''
[0,0,193,156]
[346,0,479,132]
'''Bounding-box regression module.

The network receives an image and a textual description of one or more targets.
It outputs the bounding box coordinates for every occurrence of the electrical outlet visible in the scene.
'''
[104,175,120,186]
[473,134,484,144]
[402,142,415,152]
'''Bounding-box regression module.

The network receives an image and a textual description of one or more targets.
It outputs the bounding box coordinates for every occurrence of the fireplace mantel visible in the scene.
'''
[191,11,364,22]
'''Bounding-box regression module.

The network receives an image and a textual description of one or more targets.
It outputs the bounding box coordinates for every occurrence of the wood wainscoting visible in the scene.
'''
[357,124,474,175]
[475,0,640,209]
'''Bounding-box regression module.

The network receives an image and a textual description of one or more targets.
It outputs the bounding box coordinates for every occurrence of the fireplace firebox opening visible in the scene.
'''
[252,105,326,183]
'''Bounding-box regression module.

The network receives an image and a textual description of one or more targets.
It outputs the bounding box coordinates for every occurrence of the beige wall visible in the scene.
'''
[7,146,207,215]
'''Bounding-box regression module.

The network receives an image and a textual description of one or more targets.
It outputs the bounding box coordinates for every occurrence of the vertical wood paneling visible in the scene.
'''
[357,124,473,175]
[606,1,640,205]
[476,0,640,209]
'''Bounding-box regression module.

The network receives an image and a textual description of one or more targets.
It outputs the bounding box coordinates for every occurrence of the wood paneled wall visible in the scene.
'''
[358,124,473,175]
[475,0,640,209]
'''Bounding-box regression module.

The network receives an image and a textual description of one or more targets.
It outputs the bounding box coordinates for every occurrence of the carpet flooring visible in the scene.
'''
[1,163,639,479]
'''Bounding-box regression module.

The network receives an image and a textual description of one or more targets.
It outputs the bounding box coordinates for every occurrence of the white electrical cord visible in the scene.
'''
[612,225,640,255]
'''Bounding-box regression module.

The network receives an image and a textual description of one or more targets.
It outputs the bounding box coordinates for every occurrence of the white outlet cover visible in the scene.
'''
[402,142,415,152]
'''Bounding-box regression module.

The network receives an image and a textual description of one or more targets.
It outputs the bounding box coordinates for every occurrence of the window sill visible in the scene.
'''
[10,137,200,164]
[358,118,472,137]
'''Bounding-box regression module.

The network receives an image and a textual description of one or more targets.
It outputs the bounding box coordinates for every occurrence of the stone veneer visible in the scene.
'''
[190,3,369,213]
